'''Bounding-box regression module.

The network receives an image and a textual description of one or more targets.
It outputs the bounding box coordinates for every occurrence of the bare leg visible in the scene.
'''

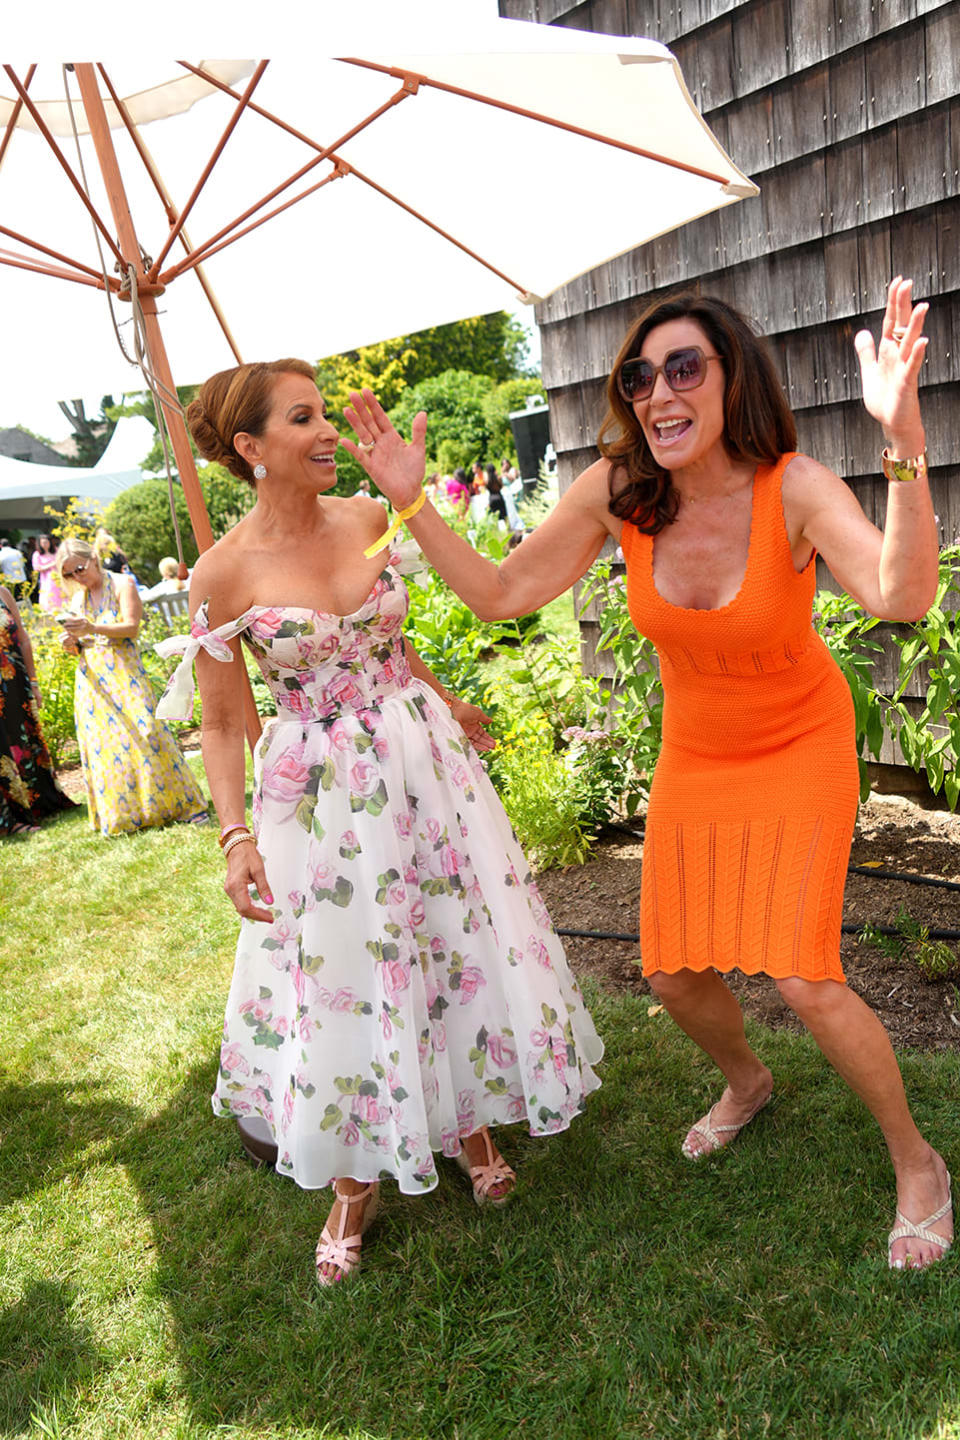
[776,976,952,1269]
[648,967,773,1156]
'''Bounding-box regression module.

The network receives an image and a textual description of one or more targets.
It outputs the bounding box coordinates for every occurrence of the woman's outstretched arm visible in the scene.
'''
[342,393,619,620]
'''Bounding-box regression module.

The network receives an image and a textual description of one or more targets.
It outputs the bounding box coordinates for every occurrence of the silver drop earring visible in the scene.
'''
[253,463,267,481]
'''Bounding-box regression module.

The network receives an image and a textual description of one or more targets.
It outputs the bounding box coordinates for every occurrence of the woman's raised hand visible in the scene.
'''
[342,389,427,508]
[854,276,928,450]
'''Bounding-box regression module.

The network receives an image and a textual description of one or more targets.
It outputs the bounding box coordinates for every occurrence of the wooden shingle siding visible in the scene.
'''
[500,0,959,765]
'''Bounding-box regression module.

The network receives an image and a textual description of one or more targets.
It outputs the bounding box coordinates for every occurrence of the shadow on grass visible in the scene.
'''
[0,1280,107,1435]
[125,1018,960,1440]
[4,1010,960,1440]
[0,1080,134,1435]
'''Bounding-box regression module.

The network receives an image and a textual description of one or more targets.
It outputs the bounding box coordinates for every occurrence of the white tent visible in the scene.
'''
[0,415,152,528]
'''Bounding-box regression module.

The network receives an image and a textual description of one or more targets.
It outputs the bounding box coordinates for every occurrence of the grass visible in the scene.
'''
[2,764,960,1440]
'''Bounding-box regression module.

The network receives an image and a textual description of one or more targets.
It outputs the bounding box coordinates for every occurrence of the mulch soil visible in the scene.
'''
[536,792,960,1054]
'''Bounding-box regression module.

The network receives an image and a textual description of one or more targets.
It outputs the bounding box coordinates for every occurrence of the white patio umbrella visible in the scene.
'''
[0,33,756,425]
[0,28,757,738]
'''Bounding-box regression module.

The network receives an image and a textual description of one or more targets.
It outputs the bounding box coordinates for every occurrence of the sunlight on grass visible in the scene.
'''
[3,762,960,1439]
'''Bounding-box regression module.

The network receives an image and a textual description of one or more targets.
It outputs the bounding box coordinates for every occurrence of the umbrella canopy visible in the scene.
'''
[0,31,757,421]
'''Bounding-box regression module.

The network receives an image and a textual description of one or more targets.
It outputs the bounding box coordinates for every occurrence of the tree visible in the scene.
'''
[387,370,546,473]
[106,386,199,474]
[103,465,254,580]
[316,311,533,416]
[57,396,116,468]
[482,377,547,466]
[389,370,497,473]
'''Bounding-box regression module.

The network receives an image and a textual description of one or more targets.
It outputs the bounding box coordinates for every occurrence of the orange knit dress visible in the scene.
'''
[619,452,858,982]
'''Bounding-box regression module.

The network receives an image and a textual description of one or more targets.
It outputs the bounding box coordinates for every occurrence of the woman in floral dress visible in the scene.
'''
[0,585,75,834]
[57,539,208,836]
[158,359,602,1288]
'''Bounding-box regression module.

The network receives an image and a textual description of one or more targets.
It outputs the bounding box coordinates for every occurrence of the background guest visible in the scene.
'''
[0,583,75,835]
[57,538,208,836]
[0,537,28,597]
[141,556,189,603]
[31,534,65,613]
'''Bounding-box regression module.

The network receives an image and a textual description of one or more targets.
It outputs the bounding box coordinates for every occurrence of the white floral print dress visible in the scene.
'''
[158,546,603,1194]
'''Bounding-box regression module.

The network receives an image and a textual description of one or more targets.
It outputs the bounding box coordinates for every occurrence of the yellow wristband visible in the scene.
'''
[363,488,427,558]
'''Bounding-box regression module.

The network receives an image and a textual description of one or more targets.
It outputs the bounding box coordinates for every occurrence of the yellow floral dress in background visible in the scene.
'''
[73,571,207,835]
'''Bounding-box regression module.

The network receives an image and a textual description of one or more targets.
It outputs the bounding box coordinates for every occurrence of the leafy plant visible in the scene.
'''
[486,727,595,870]
[103,467,254,582]
[813,543,960,807]
[27,614,79,769]
[859,909,960,982]
[581,558,664,817]
[404,566,507,706]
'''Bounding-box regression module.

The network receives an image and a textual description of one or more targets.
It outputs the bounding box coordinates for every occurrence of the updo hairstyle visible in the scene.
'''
[186,358,317,486]
[599,292,797,535]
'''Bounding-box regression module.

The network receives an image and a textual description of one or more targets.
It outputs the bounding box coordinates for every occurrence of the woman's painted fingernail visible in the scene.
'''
[263,892,274,904]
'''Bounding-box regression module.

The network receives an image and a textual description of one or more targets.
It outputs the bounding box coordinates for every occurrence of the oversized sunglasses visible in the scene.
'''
[616,345,722,403]
[63,560,90,579]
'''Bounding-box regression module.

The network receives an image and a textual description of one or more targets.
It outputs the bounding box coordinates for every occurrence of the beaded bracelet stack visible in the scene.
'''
[219,822,255,859]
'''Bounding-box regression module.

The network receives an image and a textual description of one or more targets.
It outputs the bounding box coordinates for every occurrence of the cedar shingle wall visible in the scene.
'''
[499,0,960,763]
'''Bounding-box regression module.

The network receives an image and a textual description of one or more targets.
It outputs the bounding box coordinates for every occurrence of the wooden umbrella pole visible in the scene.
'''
[138,296,263,749]
[70,64,262,750]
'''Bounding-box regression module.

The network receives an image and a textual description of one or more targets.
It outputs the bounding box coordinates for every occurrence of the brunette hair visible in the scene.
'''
[598,293,797,534]
[186,358,317,486]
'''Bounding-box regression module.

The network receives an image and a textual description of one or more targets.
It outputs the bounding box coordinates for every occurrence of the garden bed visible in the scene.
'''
[536,792,960,1053]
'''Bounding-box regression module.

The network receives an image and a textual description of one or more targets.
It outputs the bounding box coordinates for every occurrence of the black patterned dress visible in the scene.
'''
[0,595,75,833]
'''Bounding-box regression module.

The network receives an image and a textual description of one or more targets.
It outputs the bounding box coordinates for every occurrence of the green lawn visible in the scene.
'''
[2,767,959,1440]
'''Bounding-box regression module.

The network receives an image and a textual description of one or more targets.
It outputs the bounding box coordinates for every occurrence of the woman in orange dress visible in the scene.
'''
[346,276,951,1270]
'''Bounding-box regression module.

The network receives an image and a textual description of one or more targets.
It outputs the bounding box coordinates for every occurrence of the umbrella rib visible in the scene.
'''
[0,61,35,171]
[96,64,243,364]
[148,61,270,280]
[0,220,109,284]
[1,65,126,269]
[0,249,106,289]
[159,66,418,285]
[162,166,346,280]
[340,58,731,187]
[159,149,331,284]
[339,160,531,295]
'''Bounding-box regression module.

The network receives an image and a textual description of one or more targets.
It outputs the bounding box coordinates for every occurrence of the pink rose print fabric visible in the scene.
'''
[157,549,602,1194]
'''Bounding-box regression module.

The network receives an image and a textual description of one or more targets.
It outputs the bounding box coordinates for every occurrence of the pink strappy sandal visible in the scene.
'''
[456,1127,516,1207]
[315,1181,379,1286]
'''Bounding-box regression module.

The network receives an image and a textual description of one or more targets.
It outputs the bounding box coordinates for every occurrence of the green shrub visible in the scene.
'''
[812,542,960,806]
[103,466,254,582]
[389,369,496,472]
[486,729,594,870]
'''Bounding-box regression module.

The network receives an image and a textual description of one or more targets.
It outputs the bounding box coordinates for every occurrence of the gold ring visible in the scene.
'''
[892,326,907,343]
[359,441,376,453]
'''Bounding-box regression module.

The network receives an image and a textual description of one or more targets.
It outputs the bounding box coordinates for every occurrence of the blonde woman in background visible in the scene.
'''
[141,556,189,602]
[57,538,208,835]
